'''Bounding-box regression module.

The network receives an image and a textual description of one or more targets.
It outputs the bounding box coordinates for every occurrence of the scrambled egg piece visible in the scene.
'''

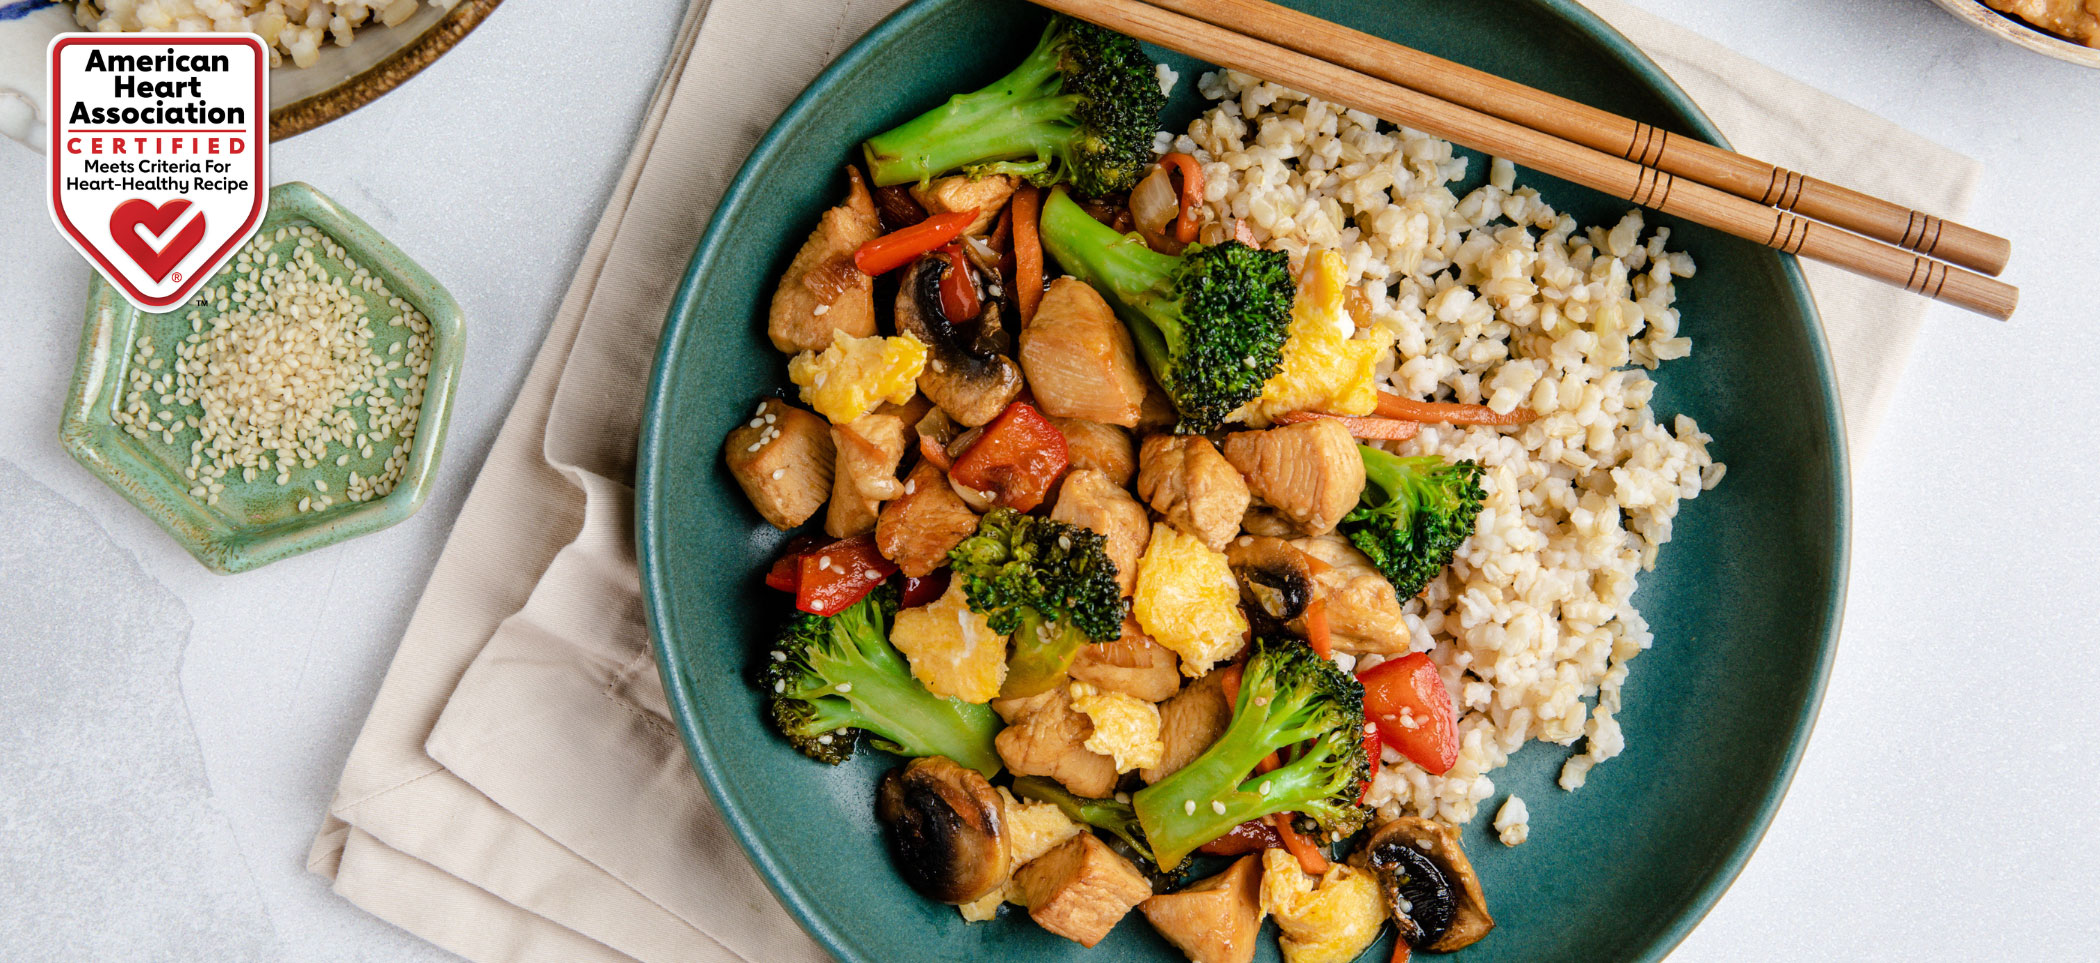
[1069,681,1164,773]
[787,332,927,424]
[889,580,1006,703]
[1133,523,1248,677]
[1236,250,1391,425]
[959,788,1083,921]
[1258,848,1385,963]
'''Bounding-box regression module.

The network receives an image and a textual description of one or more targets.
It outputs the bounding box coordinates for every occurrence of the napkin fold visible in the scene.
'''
[307,1,1981,960]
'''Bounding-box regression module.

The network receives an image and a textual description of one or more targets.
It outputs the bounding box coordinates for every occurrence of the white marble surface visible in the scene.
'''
[1,0,2095,959]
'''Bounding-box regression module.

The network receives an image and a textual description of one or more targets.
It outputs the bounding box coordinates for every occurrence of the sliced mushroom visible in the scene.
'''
[1225,535,1319,630]
[876,757,1012,904]
[895,258,1023,427]
[1348,816,1493,953]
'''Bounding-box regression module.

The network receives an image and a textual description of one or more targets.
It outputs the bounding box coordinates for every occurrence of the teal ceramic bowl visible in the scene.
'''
[62,181,465,574]
[638,1,1848,960]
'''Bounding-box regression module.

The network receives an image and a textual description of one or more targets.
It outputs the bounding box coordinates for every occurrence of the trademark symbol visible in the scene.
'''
[170,271,182,281]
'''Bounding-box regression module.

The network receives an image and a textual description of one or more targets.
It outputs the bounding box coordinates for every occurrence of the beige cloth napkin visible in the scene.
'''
[306,1,1980,960]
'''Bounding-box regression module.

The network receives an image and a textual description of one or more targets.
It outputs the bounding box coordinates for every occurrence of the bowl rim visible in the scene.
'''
[59,180,466,573]
[1924,0,2100,67]
[636,0,1852,958]
[270,0,509,139]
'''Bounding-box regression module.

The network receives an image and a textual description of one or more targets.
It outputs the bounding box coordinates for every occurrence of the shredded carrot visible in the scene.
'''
[1275,411,1421,440]
[1011,186,1044,324]
[1376,390,1537,425]
[1390,937,1413,963]
[989,204,1013,252]
[1161,152,1205,244]
[1255,752,1282,774]
[1270,816,1330,875]
[1303,598,1332,660]
[1233,219,1258,246]
[917,432,953,472]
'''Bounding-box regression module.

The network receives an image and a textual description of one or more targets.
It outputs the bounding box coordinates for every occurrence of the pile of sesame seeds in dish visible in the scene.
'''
[114,222,432,514]
[1175,71,1724,844]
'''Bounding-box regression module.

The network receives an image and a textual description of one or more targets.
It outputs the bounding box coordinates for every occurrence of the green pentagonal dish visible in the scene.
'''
[637,1,1848,961]
[60,181,464,574]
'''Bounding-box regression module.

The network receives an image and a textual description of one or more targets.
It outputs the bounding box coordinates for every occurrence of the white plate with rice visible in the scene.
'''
[0,0,503,149]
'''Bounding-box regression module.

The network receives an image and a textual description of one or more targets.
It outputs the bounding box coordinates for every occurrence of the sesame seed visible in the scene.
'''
[836,682,852,693]
[771,468,786,480]
[1211,801,1228,815]
[1184,800,1197,816]
[817,555,832,569]
[1259,780,1272,796]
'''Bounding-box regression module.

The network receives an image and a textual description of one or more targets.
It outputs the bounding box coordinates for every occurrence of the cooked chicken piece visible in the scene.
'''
[1014,832,1153,948]
[1068,617,1180,702]
[1290,535,1411,654]
[1221,419,1364,536]
[825,413,907,538]
[767,167,880,353]
[724,399,835,530]
[875,460,979,577]
[1136,378,1179,432]
[994,686,1119,799]
[910,174,1016,235]
[1137,434,1251,552]
[1050,417,1136,487]
[1139,668,1233,784]
[1238,505,1302,539]
[875,392,935,428]
[991,688,1059,725]
[1049,469,1149,596]
[1140,855,1264,963]
[1020,279,1147,427]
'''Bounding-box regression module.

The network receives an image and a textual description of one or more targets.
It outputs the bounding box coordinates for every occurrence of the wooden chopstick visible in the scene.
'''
[1144,0,2012,278]
[1029,0,2018,320]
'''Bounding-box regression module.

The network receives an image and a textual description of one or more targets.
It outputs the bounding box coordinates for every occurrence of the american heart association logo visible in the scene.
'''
[109,199,208,283]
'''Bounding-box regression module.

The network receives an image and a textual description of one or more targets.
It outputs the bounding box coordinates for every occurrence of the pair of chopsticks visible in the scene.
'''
[1030,0,2018,320]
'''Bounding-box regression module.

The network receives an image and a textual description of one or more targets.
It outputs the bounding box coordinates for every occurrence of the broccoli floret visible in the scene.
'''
[861,15,1165,195]
[758,584,1004,776]
[947,508,1122,698]
[1339,446,1485,600]
[1011,776,1189,886]
[1038,188,1292,433]
[1131,638,1370,868]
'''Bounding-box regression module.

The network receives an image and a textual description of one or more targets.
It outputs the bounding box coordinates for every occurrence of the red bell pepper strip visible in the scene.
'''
[792,534,898,616]
[1197,819,1282,856]
[946,401,1069,512]
[1161,152,1205,244]
[900,569,951,608]
[937,242,981,323]
[1359,652,1460,775]
[763,535,829,593]
[852,208,977,276]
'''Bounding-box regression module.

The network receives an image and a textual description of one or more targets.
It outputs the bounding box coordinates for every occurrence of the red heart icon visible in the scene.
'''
[109,199,207,283]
